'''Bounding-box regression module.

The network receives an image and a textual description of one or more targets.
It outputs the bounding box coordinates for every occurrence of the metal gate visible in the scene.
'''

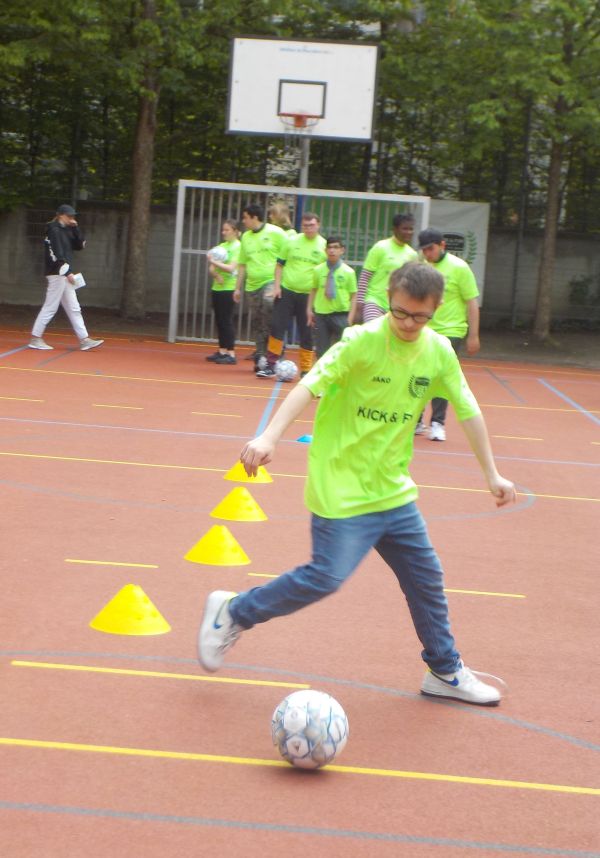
[167,181,430,343]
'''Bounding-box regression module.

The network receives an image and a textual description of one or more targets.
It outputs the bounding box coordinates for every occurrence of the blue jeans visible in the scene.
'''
[229,502,460,674]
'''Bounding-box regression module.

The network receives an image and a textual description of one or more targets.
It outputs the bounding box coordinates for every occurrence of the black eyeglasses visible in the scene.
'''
[388,304,433,325]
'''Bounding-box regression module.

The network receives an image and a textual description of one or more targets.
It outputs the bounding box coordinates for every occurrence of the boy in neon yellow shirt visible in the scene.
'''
[307,235,357,358]
[357,213,418,322]
[416,227,481,442]
[199,262,515,706]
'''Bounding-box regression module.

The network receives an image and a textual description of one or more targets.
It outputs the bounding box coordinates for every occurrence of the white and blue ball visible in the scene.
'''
[271,689,349,769]
[275,359,298,382]
[208,245,228,263]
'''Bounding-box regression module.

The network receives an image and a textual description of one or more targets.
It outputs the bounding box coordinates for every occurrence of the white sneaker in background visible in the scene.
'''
[80,337,104,351]
[29,336,53,350]
[414,421,427,435]
[429,421,446,441]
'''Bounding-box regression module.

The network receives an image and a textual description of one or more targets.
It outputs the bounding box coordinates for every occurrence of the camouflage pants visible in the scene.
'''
[246,282,275,358]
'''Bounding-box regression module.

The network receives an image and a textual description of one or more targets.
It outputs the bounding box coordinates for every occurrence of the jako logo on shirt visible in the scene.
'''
[408,376,431,398]
[371,375,391,383]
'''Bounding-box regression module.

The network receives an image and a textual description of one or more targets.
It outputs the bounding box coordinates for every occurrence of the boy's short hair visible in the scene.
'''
[301,211,320,222]
[325,235,345,247]
[392,212,414,228]
[389,262,444,304]
[242,202,264,221]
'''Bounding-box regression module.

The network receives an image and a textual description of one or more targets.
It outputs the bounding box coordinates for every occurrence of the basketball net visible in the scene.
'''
[279,113,320,157]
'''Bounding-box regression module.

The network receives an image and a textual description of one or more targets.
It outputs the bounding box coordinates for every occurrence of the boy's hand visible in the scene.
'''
[240,436,275,476]
[488,475,516,507]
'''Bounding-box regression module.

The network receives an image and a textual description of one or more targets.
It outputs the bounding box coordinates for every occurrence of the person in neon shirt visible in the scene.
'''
[199,261,515,706]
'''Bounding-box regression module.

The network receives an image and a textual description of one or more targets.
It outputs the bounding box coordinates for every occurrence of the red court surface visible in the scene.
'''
[1,327,599,858]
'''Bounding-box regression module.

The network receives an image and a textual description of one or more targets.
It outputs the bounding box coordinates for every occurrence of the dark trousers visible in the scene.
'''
[271,287,313,352]
[429,336,463,425]
[314,312,349,358]
[211,290,235,350]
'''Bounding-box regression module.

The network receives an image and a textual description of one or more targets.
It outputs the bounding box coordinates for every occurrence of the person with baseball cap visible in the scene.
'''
[29,204,103,351]
[416,227,480,441]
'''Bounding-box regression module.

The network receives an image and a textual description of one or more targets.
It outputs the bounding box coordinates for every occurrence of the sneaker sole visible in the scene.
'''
[420,689,500,706]
[80,342,104,351]
[29,345,54,350]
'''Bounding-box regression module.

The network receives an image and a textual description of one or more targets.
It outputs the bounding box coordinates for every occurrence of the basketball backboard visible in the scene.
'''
[227,37,378,142]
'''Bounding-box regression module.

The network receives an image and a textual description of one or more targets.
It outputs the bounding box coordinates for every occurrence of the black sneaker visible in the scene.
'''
[215,354,237,365]
[256,366,276,378]
[205,352,224,362]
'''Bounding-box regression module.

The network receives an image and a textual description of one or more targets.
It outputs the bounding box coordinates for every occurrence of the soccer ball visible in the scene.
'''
[275,359,298,382]
[208,245,228,263]
[271,689,349,769]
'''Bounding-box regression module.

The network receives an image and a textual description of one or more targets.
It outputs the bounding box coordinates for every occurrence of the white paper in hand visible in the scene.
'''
[72,273,86,289]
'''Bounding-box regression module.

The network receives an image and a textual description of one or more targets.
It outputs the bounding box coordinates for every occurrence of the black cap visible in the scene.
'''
[56,204,77,216]
[418,227,444,249]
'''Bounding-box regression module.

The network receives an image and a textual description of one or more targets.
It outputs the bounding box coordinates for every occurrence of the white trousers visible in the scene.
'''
[32,275,88,340]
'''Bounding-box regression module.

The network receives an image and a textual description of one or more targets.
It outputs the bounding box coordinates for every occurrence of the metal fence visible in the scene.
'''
[167,181,430,343]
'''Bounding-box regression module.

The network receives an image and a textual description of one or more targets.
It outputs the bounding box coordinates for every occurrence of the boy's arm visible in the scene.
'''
[234,264,246,303]
[241,384,314,476]
[347,292,358,325]
[465,298,480,355]
[460,413,516,506]
[306,287,317,325]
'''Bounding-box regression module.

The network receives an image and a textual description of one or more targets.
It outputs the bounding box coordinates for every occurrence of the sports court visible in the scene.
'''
[0,325,598,858]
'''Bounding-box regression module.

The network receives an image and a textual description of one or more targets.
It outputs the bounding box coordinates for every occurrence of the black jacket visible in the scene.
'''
[44,220,86,276]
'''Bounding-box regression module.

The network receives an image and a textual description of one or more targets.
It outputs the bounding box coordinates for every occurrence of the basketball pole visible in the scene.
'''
[299,136,310,188]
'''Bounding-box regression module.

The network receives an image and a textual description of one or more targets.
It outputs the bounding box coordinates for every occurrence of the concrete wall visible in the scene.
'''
[1,203,598,326]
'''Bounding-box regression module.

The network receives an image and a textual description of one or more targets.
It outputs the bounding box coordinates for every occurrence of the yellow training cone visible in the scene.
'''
[210,487,267,522]
[185,525,251,566]
[89,584,171,635]
[224,461,272,483]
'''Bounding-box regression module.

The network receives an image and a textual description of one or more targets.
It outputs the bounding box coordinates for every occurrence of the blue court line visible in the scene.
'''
[2,650,598,753]
[538,379,600,426]
[0,802,597,856]
[0,345,29,358]
[254,380,286,437]
[484,367,527,403]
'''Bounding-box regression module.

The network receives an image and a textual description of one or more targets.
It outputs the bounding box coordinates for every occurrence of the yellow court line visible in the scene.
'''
[492,435,543,441]
[247,574,525,599]
[468,362,598,379]
[1,451,597,502]
[191,411,241,418]
[481,403,600,415]
[11,661,308,690]
[0,365,265,392]
[92,404,144,411]
[0,395,44,402]
[219,392,286,400]
[65,559,158,569]
[0,737,596,795]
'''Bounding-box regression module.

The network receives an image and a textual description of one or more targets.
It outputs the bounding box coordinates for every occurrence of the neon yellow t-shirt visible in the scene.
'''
[312,261,357,314]
[299,317,480,518]
[428,252,479,338]
[211,239,240,292]
[239,223,285,292]
[362,238,419,310]
[279,233,327,294]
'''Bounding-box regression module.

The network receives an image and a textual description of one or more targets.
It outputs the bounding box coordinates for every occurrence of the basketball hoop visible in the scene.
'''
[278,112,321,131]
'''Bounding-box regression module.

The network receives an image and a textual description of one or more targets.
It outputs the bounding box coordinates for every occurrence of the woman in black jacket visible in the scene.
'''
[29,204,103,351]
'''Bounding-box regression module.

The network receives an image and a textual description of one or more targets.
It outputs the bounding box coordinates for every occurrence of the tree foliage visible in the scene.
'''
[1,0,599,328]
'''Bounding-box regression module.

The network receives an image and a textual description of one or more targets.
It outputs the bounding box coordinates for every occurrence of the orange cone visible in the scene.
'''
[89,585,171,635]
[210,487,267,522]
[224,461,272,483]
[185,524,251,566]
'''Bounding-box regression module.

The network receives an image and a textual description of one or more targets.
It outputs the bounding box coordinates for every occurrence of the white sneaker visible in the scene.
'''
[198,590,242,672]
[429,421,446,441]
[80,337,104,351]
[414,421,427,435]
[421,663,501,706]
[29,336,53,350]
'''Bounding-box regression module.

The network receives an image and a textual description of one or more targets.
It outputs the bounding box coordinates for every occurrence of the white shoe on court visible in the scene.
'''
[429,421,446,441]
[414,421,427,435]
[29,336,53,350]
[198,590,242,672]
[421,663,502,706]
[80,337,104,351]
